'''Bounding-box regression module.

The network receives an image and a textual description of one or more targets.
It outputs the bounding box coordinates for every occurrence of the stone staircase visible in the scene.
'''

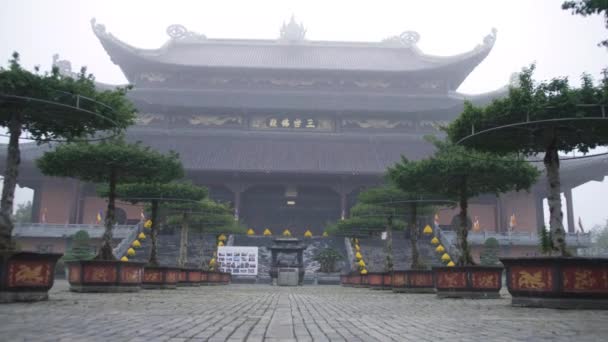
[127,229,219,267]
[357,235,443,272]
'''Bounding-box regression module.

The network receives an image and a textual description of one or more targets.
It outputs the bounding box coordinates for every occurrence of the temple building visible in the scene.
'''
[3,17,606,248]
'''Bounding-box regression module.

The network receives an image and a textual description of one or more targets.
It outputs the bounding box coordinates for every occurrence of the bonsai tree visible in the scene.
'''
[356,186,434,270]
[313,248,344,273]
[168,199,246,268]
[0,53,135,253]
[63,230,95,261]
[479,238,500,266]
[447,66,608,255]
[388,139,539,265]
[105,182,206,267]
[333,198,406,272]
[36,140,182,260]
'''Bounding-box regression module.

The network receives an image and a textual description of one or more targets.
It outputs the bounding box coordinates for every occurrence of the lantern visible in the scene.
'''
[447,261,455,267]
[435,245,445,253]
[430,237,439,245]
[132,240,141,248]
[120,256,129,262]
[127,248,136,256]
[247,228,255,235]
[138,232,146,240]
[144,220,152,229]
[304,230,313,238]
[263,228,272,236]
[441,253,451,262]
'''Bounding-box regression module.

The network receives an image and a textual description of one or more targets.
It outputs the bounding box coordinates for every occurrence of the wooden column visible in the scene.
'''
[495,195,504,233]
[234,190,241,221]
[564,188,575,233]
[340,192,347,220]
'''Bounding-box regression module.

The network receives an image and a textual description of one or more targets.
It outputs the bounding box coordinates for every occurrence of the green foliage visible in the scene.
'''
[388,139,538,265]
[102,181,207,205]
[63,230,95,261]
[538,226,557,255]
[388,139,539,201]
[0,52,135,142]
[592,219,608,248]
[447,65,608,156]
[313,248,344,273]
[167,199,246,234]
[36,139,184,184]
[12,201,31,224]
[480,238,500,266]
[562,0,608,48]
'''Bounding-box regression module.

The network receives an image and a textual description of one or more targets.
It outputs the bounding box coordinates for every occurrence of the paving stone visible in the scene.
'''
[1,280,608,341]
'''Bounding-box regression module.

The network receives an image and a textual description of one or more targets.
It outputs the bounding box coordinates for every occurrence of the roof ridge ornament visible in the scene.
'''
[483,28,498,46]
[382,31,420,47]
[279,15,306,42]
[166,24,207,42]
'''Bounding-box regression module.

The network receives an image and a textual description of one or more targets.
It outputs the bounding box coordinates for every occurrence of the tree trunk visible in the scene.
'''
[457,180,475,266]
[544,142,568,255]
[199,231,206,269]
[0,114,21,253]
[148,200,160,266]
[96,170,116,260]
[409,203,422,269]
[385,215,393,272]
[177,212,190,267]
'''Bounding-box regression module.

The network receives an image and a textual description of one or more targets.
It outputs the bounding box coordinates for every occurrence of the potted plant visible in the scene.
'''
[108,182,206,289]
[389,138,538,298]
[37,139,183,292]
[167,199,244,286]
[448,65,608,308]
[313,248,343,285]
[0,53,134,302]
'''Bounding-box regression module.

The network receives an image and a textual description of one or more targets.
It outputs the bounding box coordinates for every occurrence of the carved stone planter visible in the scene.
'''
[348,273,361,287]
[340,274,348,286]
[178,268,201,287]
[142,266,180,289]
[220,272,231,285]
[368,272,391,290]
[200,270,209,285]
[392,270,435,293]
[382,273,392,290]
[0,252,62,303]
[354,274,369,288]
[433,266,503,299]
[66,260,144,293]
[501,257,608,309]
[207,271,222,285]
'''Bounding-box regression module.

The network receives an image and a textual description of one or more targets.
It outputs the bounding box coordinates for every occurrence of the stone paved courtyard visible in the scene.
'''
[1,280,608,341]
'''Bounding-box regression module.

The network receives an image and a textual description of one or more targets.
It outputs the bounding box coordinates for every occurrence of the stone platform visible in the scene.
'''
[0,280,607,341]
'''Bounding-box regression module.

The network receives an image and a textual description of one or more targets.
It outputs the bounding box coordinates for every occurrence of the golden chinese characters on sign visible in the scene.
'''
[267,118,316,129]
[516,271,546,289]
[15,265,44,283]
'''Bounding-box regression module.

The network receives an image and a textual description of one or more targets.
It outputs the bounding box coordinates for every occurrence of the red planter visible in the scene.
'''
[392,270,435,293]
[200,270,209,285]
[355,274,369,288]
[433,266,503,299]
[142,266,180,289]
[0,252,62,303]
[207,271,222,285]
[501,257,608,309]
[340,274,349,286]
[178,268,202,287]
[382,273,392,290]
[368,272,391,290]
[66,260,144,293]
[220,272,231,285]
[349,273,362,287]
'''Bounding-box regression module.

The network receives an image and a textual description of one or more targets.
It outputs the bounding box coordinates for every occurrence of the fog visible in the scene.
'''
[0,0,607,228]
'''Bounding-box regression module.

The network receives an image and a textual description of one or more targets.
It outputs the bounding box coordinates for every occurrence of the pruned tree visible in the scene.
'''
[0,53,135,253]
[388,139,539,266]
[36,140,183,260]
[103,182,208,267]
[63,230,95,261]
[167,199,246,268]
[447,66,608,255]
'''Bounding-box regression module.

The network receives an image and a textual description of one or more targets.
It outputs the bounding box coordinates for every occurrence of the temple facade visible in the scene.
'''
[4,17,606,243]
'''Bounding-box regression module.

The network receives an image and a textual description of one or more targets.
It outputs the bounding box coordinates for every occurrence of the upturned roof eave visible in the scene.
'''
[91,19,496,78]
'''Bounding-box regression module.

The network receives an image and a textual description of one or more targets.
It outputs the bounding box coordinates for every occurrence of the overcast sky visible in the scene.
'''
[1,0,607,229]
